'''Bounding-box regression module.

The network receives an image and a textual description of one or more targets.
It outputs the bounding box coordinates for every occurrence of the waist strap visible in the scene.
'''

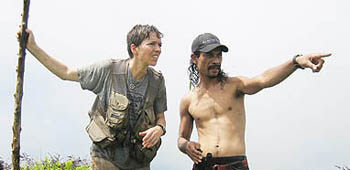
[207,155,246,165]
[212,159,248,170]
[193,153,249,170]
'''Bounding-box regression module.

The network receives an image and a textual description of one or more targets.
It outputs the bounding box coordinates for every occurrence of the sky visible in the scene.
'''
[1,0,349,169]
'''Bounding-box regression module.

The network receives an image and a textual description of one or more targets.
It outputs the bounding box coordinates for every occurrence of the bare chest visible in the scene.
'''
[189,90,244,121]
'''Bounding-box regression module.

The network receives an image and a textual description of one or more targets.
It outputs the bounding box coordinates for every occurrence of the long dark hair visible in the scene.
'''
[188,52,228,88]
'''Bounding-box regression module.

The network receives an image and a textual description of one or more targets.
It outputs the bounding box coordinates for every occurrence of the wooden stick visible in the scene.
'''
[12,0,30,170]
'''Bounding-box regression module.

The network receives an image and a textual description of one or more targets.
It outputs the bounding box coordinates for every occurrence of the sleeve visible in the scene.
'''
[77,59,112,95]
[153,75,167,114]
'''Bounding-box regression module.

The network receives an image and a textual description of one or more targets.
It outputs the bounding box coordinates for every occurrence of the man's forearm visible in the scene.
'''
[178,137,189,154]
[155,113,166,127]
[261,59,297,88]
[28,45,78,81]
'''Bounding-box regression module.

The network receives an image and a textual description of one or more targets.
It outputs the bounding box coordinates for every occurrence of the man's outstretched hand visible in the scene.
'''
[296,53,332,72]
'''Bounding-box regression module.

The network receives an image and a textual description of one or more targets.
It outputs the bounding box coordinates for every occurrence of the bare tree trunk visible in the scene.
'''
[12,0,30,170]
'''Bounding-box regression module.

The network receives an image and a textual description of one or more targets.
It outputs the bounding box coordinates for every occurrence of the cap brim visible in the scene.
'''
[199,44,229,53]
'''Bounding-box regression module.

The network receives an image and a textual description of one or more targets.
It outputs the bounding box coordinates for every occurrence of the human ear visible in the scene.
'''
[130,44,138,57]
[191,54,198,65]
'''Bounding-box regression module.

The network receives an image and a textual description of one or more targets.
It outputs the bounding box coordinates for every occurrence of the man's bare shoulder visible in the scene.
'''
[226,76,251,95]
[226,76,247,88]
[180,88,196,105]
[179,90,195,117]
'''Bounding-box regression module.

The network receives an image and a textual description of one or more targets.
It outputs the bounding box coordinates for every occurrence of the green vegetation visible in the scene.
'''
[0,154,91,170]
[1,154,348,170]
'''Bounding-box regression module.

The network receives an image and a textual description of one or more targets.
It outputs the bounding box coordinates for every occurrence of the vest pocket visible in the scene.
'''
[86,118,108,142]
[86,114,116,148]
[105,91,129,129]
[131,107,161,163]
[133,138,161,164]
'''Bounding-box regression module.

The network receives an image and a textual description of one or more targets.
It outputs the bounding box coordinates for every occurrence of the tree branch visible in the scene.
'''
[12,0,30,170]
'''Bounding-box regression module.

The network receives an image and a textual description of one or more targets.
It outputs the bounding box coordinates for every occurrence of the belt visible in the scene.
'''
[212,159,248,170]
[193,153,249,170]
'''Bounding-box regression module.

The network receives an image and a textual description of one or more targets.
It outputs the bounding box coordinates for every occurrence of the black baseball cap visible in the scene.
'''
[191,33,229,53]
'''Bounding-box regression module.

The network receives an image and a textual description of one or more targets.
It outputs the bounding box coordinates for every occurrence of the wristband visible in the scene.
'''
[157,124,166,136]
[293,54,304,69]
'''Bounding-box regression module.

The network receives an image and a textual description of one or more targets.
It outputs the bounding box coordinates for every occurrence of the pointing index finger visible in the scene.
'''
[313,53,332,59]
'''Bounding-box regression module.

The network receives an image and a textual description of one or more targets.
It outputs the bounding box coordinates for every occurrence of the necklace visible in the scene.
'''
[128,70,147,90]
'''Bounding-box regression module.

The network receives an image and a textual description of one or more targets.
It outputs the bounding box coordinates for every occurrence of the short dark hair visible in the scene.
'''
[126,24,163,58]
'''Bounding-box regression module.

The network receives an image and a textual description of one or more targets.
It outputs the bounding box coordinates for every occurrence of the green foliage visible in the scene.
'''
[16,153,91,170]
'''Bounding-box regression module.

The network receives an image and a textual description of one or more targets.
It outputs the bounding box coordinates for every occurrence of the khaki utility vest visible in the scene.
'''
[86,59,163,163]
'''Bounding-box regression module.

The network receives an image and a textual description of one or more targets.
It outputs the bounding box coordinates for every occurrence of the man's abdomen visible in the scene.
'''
[197,119,246,157]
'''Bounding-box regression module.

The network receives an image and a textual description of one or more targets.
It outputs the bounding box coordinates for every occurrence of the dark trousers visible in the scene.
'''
[192,153,249,170]
[91,156,150,170]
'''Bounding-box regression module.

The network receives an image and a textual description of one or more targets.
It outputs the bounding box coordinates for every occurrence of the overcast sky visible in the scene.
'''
[1,0,349,169]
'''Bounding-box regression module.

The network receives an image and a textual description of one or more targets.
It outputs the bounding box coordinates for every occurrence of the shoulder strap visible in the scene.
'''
[110,59,129,96]
[143,67,163,109]
[139,67,164,126]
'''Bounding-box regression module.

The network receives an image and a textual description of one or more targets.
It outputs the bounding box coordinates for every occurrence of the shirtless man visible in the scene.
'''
[177,33,330,170]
